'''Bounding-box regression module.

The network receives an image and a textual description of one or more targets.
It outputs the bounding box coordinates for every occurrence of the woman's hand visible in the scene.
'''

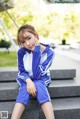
[26,78,37,97]
[35,39,40,46]
[35,39,46,52]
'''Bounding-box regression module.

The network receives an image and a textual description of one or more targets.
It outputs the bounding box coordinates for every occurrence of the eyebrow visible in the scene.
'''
[24,36,29,39]
[24,35,32,40]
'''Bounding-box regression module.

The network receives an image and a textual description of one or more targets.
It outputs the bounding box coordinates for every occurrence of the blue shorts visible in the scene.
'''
[16,79,51,106]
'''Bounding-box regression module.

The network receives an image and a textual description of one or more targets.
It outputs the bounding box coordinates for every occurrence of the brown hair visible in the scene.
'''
[17,24,38,46]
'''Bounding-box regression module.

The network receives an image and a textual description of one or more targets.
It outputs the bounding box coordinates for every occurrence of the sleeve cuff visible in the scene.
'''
[34,45,40,52]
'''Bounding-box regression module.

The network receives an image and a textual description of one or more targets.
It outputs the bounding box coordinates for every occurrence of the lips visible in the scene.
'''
[29,46,33,48]
[28,44,35,50]
[29,45,35,49]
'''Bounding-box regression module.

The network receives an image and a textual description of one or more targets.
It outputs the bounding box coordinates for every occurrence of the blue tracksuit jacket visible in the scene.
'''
[17,44,55,86]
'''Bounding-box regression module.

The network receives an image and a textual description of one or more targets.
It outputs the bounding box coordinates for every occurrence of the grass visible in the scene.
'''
[0,51,17,67]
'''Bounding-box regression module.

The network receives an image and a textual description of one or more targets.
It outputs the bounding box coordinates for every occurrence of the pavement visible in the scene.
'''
[55,47,80,62]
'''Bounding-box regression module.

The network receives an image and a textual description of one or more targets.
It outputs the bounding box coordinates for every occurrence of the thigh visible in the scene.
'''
[16,84,30,106]
[34,80,51,104]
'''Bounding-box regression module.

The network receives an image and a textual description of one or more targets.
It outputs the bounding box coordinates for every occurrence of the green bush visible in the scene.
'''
[0,39,11,49]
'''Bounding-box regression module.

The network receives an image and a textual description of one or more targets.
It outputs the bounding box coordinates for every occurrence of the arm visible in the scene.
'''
[32,45,55,79]
[17,49,37,97]
[17,49,30,82]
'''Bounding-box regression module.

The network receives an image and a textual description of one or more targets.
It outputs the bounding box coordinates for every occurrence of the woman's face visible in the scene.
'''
[19,31,38,51]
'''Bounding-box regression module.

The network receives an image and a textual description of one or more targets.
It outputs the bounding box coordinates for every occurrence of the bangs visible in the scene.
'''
[18,30,26,43]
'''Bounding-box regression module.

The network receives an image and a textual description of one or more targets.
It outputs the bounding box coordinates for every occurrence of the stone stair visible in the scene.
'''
[0,68,80,119]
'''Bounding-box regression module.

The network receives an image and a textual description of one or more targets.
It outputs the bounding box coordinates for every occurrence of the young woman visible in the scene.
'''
[11,24,55,119]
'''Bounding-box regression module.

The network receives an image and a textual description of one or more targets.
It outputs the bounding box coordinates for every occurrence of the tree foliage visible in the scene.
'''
[0,0,80,43]
[0,0,14,7]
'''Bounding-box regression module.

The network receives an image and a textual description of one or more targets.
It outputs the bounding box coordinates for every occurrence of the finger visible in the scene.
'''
[35,40,39,46]
[34,84,37,91]
[31,91,36,97]
[27,85,36,95]
[30,88,36,96]
[27,88,32,95]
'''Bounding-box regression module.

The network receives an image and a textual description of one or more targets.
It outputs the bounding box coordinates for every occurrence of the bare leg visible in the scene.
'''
[11,103,25,119]
[41,102,55,119]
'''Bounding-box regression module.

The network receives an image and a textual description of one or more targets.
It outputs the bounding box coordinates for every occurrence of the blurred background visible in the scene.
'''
[0,0,80,43]
[0,0,80,67]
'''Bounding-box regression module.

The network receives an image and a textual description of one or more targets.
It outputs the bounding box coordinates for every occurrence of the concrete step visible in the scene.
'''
[0,97,80,119]
[0,82,18,101]
[0,79,80,101]
[50,69,76,80]
[0,69,76,82]
[49,79,80,98]
[39,97,80,119]
[0,71,17,82]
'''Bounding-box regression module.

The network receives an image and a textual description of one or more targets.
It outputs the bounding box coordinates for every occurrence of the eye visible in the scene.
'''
[27,37,31,40]
[22,41,25,44]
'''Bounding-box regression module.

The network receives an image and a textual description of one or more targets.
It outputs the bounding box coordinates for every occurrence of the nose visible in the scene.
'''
[26,40,30,46]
